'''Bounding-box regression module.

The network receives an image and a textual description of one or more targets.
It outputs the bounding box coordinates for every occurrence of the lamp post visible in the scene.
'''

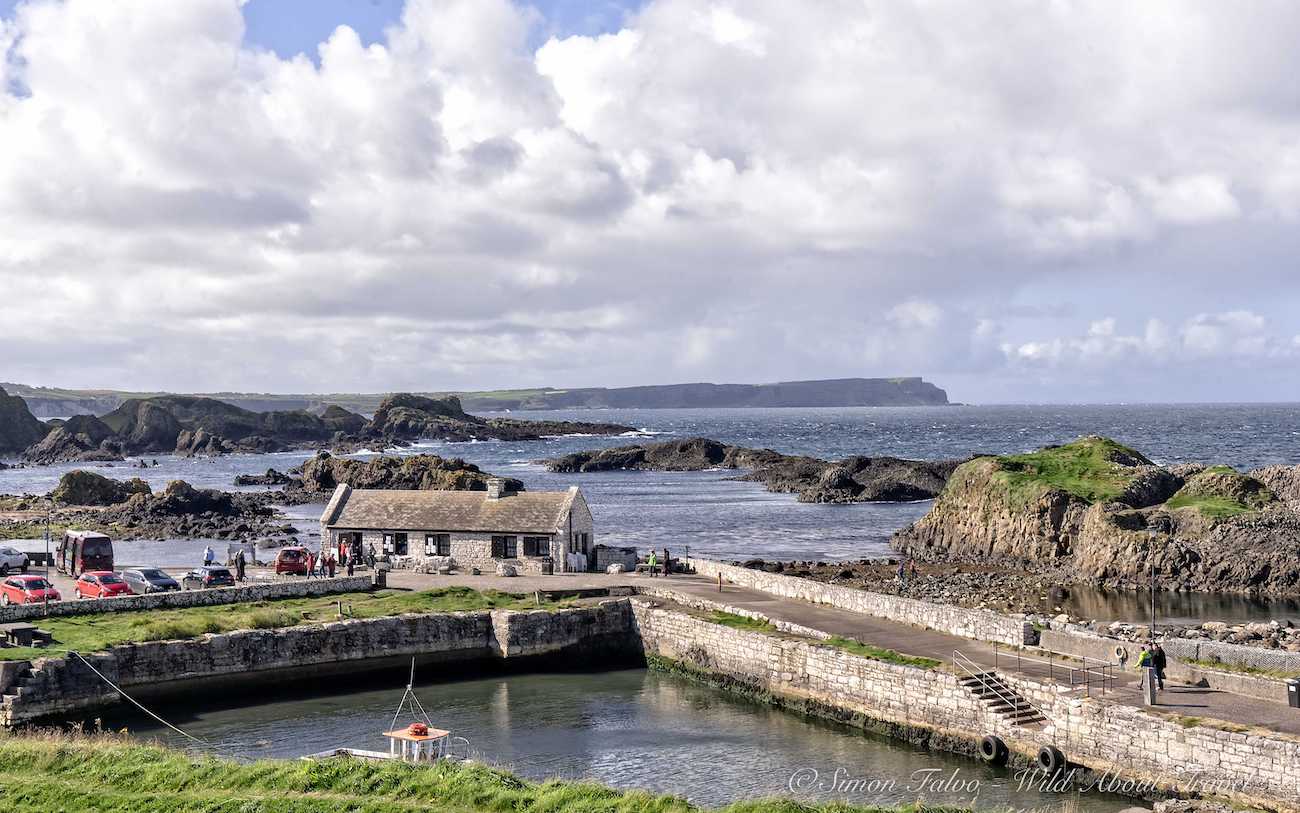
[1146,513,1169,645]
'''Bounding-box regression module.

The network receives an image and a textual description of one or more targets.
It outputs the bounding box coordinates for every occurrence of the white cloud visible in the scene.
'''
[0,0,1298,400]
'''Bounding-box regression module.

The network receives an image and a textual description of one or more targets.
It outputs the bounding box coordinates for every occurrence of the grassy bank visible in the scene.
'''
[706,612,941,670]
[0,587,573,661]
[991,436,1147,504]
[0,733,965,813]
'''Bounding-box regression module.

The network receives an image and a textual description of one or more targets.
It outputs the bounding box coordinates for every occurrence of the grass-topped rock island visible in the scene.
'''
[893,436,1300,595]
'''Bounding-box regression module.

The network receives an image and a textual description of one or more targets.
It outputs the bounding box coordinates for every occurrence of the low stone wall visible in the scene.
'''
[0,576,374,624]
[1162,637,1300,676]
[686,558,1035,646]
[635,600,1300,810]
[1041,628,1293,705]
[2,600,636,724]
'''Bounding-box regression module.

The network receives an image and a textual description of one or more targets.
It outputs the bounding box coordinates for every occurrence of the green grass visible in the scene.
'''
[820,637,942,670]
[1163,494,1256,518]
[0,733,966,813]
[707,611,776,632]
[990,437,1147,504]
[0,587,570,661]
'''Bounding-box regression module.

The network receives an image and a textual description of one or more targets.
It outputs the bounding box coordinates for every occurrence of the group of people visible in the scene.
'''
[896,557,918,587]
[304,549,340,579]
[644,548,672,577]
[1135,642,1169,690]
[203,544,248,580]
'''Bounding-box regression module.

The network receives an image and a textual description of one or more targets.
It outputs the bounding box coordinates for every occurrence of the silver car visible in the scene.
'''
[0,546,29,576]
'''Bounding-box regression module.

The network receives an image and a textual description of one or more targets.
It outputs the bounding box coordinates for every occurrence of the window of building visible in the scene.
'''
[393,533,408,556]
[426,534,451,556]
[382,533,394,554]
[522,536,549,557]
[569,532,589,553]
[491,535,518,558]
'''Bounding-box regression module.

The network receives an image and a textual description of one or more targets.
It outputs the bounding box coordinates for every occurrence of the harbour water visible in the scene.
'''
[90,666,1135,812]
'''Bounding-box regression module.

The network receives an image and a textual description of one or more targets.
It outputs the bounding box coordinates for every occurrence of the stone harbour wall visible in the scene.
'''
[0,576,374,624]
[686,558,1035,646]
[1,600,636,724]
[633,600,1300,811]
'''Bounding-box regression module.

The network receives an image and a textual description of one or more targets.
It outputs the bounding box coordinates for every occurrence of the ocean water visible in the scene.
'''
[3,404,1298,565]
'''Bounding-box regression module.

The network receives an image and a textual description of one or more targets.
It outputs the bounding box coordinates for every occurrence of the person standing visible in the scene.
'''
[235,548,246,582]
[306,550,317,579]
[203,545,215,566]
[896,559,906,587]
[347,554,355,577]
[327,552,336,579]
[1152,643,1167,691]
[647,549,657,577]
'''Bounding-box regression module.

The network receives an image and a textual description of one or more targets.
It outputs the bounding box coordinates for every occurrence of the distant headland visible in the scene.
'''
[3,377,949,417]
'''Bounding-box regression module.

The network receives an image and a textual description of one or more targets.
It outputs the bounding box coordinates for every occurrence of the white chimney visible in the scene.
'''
[486,478,506,500]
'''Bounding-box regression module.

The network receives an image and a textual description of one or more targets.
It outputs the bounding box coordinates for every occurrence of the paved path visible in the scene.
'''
[651,574,1300,737]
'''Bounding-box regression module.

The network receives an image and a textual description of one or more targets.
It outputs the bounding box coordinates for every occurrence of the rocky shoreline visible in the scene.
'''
[0,386,636,465]
[545,437,963,503]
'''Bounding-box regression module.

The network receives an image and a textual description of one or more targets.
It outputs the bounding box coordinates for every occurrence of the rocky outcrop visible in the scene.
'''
[1250,464,1300,508]
[99,395,368,455]
[234,468,293,486]
[364,394,633,443]
[289,451,522,496]
[0,387,48,456]
[750,454,963,503]
[547,437,783,472]
[44,472,286,540]
[20,415,121,463]
[546,437,960,503]
[895,436,1300,594]
[51,470,152,506]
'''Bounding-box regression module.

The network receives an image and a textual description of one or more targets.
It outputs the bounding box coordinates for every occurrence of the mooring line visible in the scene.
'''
[58,649,215,750]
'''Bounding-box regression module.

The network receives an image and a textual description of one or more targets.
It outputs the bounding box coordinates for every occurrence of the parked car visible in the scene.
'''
[73,570,132,600]
[0,575,60,605]
[274,546,310,576]
[120,568,181,595]
[55,530,113,577]
[181,566,235,590]
[0,546,29,575]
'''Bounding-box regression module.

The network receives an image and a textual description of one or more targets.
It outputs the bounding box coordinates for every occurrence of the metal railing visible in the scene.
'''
[990,642,1115,696]
[952,649,1043,727]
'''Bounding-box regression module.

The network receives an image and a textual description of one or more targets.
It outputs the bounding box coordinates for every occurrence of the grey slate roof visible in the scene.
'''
[321,485,579,534]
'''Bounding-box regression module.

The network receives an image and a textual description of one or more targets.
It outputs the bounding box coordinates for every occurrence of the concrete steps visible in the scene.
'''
[958,671,1045,727]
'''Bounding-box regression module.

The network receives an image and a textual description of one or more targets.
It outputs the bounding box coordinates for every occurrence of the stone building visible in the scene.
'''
[319,479,607,574]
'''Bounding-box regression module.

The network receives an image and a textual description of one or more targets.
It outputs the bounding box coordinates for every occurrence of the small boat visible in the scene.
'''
[304,660,469,763]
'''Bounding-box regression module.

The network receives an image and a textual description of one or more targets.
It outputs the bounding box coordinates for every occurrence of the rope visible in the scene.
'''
[58,649,212,749]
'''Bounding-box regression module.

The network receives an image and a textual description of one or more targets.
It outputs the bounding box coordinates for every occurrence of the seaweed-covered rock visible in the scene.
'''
[291,451,522,494]
[51,470,152,505]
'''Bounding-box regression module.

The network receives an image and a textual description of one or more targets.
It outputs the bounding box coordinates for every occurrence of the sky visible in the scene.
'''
[1,1,1298,404]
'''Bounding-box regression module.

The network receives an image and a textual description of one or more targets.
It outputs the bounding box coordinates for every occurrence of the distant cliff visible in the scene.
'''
[460,377,950,411]
[3,376,949,417]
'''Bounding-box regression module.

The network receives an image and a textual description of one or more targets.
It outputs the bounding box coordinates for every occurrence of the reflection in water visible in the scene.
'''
[89,668,1136,812]
[1044,585,1300,624]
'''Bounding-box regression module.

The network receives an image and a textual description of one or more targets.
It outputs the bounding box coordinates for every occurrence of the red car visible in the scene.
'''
[274,546,310,576]
[73,571,132,600]
[0,575,61,605]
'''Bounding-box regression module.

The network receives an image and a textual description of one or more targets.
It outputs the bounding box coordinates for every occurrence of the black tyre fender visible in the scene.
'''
[979,735,1008,765]
[1037,744,1066,774]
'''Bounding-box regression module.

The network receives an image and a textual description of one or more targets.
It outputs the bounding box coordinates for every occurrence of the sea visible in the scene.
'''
[3,403,1298,568]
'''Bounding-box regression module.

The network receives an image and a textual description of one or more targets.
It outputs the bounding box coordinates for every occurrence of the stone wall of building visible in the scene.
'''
[685,558,1035,646]
[632,600,1300,810]
[0,576,373,624]
[1,600,637,724]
